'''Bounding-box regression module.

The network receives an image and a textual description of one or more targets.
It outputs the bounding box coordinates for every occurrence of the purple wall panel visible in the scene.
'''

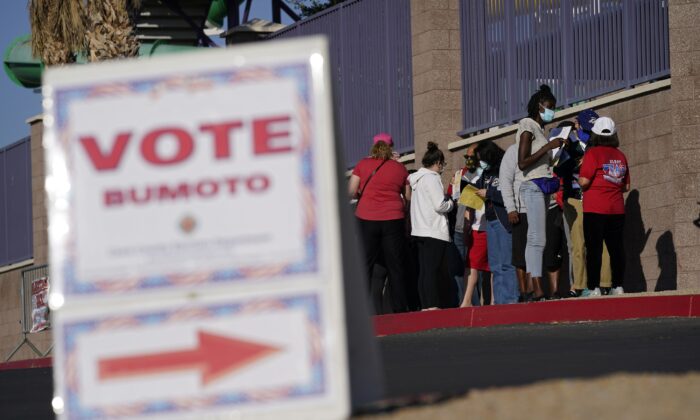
[0,137,33,266]
[459,0,669,137]
[268,0,413,167]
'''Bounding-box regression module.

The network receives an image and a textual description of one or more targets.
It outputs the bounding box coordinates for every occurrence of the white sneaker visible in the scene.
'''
[581,288,601,297]
[611,286,624,295]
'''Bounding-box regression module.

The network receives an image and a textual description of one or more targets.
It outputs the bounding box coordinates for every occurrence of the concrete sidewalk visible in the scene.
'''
[374,292,700,336]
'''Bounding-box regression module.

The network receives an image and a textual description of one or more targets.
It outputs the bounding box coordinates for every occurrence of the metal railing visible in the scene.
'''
[268,0,414,167]
[459,0,670,137]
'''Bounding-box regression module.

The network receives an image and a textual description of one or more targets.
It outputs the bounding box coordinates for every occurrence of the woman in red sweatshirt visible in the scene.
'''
[578,117,630,297]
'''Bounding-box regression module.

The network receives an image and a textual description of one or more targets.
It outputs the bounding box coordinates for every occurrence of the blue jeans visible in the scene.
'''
[486,219,519,304]
[452,230,466,305]
[520,180,547,278]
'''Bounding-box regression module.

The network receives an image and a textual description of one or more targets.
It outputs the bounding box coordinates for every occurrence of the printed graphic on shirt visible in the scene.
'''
[485,176,501,191]
[602,160,626,185]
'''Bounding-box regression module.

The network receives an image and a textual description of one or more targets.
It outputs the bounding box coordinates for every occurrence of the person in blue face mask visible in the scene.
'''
[474,140,519,305]
[575,108,597,146]
[515,84,562,300]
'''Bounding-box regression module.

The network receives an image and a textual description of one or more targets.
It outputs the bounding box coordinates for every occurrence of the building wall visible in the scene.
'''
[0,117,52,362]
[408,0,689,291]
[410,0,463,177]
[669,0,700,289]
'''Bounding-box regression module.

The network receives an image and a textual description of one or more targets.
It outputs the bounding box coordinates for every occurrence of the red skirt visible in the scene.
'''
[466,230,490,272]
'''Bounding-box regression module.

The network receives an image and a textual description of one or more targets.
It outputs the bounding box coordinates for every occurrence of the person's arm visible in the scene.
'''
[500,157,516,213]
[499,153,519,224]
[348,174,361,198]
[403,183,412,202]
[518,131,563,171]
[578,151,596,191]
[578,176,591,191]
[486,180,505,205]
[428,176,454,214]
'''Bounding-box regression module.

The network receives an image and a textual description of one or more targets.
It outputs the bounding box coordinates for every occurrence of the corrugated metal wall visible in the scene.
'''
[0,137,33,266]
[268,0,413,167]
[460,0,670,136]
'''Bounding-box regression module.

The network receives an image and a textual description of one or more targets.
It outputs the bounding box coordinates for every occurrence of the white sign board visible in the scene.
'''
[44,37,349,419]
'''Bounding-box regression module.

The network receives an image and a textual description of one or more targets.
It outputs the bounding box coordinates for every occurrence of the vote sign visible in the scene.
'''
[44,37,349,419]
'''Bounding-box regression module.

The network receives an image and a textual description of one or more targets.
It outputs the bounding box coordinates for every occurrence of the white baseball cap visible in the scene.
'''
[591,117,616,136]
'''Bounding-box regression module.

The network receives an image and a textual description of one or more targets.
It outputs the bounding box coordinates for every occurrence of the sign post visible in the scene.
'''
[44,37,353,419]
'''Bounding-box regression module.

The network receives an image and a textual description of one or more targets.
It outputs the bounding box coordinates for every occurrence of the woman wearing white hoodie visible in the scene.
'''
[408,142,454,310]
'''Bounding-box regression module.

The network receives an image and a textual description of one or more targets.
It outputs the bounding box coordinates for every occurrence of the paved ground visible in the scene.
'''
[2,318,699,419]
[357,372,700,420]
[0,366,53,419]
[378,317,700,398]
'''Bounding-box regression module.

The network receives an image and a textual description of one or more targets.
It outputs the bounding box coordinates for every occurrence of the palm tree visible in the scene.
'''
[29,0,85,65]
[84,0,142,62]
[29,0,142,66]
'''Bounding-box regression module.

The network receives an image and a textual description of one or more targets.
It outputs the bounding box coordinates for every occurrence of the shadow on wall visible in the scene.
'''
[654,231,677,291]
[624,190,651,292]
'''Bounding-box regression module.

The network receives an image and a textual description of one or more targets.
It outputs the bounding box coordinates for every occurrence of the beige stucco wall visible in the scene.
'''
[0,117,52,362]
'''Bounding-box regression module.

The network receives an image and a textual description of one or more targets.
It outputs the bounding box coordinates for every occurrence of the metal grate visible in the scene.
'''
[459,0,670,137]
[268,0,414,168]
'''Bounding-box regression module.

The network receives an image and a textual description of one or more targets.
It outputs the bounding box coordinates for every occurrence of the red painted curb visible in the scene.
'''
[0,357,52,371]
[690,296,700,317]
[2,296,698,368]
[374,307,472,336]
[374,294,700,336]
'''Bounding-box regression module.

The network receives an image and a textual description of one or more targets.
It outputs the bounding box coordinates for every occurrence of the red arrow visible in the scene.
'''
[98,331,281,385]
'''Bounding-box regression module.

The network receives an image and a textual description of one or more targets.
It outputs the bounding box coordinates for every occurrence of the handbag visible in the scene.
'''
[531,176,561,195]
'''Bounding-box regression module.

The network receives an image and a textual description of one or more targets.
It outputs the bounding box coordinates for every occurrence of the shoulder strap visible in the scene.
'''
[357,159,389,202]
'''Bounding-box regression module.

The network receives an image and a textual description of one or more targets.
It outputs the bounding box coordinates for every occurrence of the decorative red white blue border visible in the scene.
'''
[52,63,318,296]
[59,294,325,419]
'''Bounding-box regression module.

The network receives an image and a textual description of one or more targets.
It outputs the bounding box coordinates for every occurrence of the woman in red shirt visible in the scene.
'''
[348,133,409,313]
[578,117,630,297]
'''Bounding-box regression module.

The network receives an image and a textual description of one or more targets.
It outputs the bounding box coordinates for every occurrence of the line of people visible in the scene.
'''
[350,85,630,314]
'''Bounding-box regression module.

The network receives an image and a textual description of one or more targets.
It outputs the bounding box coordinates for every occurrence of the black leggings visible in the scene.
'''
[413,235,450,309]
[583,213,625,289]
[357,218,408,314]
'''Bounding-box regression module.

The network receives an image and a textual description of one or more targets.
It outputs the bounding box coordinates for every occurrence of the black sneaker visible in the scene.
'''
[522,292,536,303]
[601,287,611,295]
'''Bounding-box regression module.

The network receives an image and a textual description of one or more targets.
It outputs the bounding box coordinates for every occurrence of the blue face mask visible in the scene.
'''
[540,107,555,123]
[479,160,491,171]
[577,129,590,143]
